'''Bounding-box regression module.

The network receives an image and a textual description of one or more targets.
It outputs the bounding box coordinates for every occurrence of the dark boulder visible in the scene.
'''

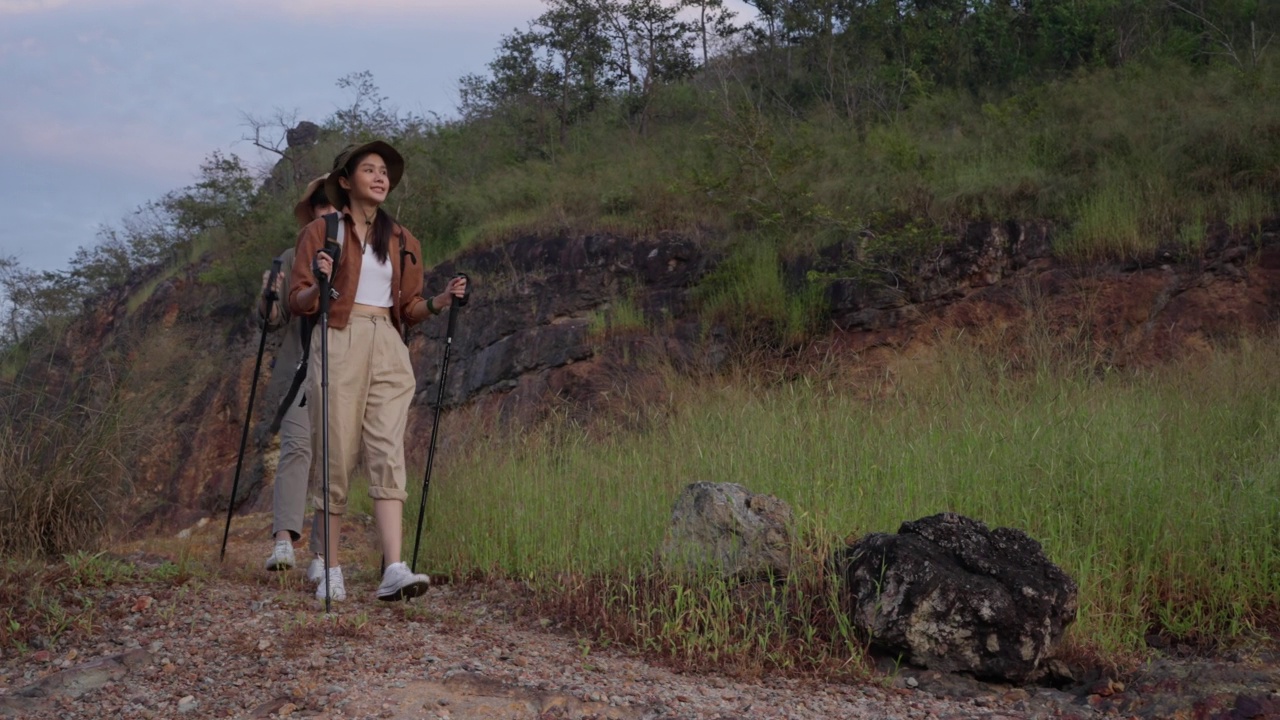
[286,121,320,149]
[834,512,1077,683]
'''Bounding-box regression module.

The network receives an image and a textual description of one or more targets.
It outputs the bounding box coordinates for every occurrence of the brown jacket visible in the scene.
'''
[288,211,433,332]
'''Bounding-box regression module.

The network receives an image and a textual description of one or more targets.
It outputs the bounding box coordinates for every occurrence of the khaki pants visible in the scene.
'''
[307,306,414,515]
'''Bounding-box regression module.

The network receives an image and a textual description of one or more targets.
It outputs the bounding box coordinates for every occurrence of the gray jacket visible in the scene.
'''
[260,246,308,407]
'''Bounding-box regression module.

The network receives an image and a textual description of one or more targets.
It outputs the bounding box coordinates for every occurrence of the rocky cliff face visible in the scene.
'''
[12,223,1280,533]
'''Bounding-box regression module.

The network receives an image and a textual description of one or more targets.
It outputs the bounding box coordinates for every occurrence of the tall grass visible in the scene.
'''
[409,334,1280,663]
[0,381,137,557]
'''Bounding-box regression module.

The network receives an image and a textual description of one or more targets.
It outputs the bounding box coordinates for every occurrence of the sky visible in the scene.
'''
[1,0,756,273]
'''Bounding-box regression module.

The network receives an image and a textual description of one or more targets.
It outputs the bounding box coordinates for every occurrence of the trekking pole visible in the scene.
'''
[221,258,282,562]
[410,274,471,574]
[316,238,341,614]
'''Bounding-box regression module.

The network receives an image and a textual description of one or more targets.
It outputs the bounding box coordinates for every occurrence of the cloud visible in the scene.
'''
[0,0,141,16]
[2,0,544,20]
[0,0,68,15]
[0,35,41,61]
[0,109,207,182]
[228,0,551,25]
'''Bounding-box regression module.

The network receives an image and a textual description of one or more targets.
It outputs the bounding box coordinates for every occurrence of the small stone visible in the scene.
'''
[32,650,51,663]
[257,639,272,651]
[177,695,197,713]
[327,684,346,696]
[437,698,450,706]
[278,703,297,717]
[905,676,919,689]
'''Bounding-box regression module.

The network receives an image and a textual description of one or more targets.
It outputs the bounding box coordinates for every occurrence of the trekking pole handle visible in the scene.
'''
[264,258,283,302]
[453,273,471,307]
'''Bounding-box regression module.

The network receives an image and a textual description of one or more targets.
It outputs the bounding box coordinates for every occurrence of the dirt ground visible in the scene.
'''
[1,513,1277,720]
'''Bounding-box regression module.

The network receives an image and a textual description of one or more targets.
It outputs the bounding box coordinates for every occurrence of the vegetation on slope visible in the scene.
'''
[1,0,1278,672]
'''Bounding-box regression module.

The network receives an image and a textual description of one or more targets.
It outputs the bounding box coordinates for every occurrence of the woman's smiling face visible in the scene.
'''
[341,152,390,206]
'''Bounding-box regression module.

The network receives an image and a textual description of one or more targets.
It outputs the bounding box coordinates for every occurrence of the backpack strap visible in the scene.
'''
[269,213,341,434]
[397,224,418,343]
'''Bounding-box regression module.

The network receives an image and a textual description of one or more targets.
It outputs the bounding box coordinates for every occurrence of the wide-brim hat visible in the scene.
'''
[324,140,405,209]
[292,174,330,228]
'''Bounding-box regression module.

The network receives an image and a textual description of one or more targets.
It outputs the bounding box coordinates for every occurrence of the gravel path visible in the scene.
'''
[0,515,1273,719]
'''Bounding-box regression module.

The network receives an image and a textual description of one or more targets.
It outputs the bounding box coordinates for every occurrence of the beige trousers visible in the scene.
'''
[307,306,414,514]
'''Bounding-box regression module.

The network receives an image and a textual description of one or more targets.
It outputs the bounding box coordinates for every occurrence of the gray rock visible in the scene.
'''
[659,482,793,580]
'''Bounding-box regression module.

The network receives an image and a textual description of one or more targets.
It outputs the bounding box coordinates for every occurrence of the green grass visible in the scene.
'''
[0,344,28,383]
[125,264,182,315]
[1058,175,1148,261]
[587,294,649,337]
[354,58,1280,302]
[407,334,1280,665]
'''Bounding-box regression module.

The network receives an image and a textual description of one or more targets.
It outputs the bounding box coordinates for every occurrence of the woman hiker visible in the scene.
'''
[260,175,335,585]
[288,140,467,602]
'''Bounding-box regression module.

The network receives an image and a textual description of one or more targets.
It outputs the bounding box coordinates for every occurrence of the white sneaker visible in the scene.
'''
[315,566,346,602]
[306,556,325,584]
[264,540,296,571]
[376,562,430,602]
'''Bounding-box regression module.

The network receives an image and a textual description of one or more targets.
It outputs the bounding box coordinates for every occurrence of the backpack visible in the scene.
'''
[268,212,342,434]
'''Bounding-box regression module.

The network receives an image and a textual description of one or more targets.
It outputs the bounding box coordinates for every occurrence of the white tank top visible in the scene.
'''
[353,240,393,307]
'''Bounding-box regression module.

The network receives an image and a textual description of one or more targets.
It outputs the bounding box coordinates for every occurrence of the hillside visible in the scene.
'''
[5,213,1278,534]
[2,0,1280,692]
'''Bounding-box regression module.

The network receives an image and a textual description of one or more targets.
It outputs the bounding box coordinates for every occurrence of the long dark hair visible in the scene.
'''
[334,151,398,264]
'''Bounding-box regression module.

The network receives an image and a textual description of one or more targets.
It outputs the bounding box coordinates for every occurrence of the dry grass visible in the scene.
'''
[0,380,138,558]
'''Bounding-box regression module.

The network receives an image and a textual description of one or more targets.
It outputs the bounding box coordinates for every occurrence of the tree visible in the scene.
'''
[471,0,615,143]
[240,107,307,183]
[332,71,427,139]
[684,0,739,65]
[0,258,78,348]
[1167,0,1279,68]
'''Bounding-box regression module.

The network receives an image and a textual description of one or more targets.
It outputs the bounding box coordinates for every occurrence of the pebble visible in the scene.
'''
[177,695,197,713]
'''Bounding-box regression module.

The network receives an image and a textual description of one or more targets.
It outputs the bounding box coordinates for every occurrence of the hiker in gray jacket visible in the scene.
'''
[261,175,336,583]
